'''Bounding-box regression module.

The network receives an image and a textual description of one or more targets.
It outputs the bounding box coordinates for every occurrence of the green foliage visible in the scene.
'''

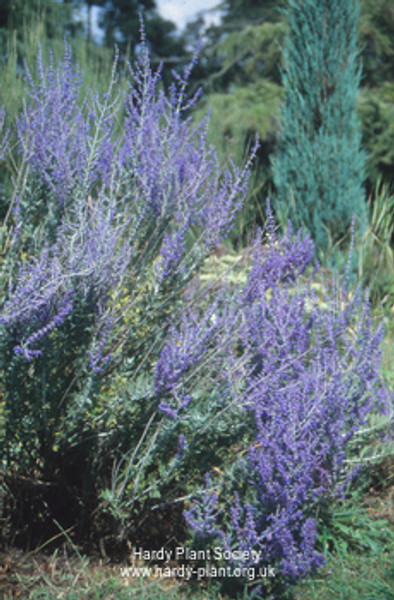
[0,12,120,118]
[293,490,394,600]
[97,0,187,81]
[356,178,394,308]
[203,21,286,92]
[0,0,78,46]
[359,83,394,187]
[359,0,394,88]
[358,0,394,186]
[190,8,287,244]
[199,76,282,163]
[193,79,281,245]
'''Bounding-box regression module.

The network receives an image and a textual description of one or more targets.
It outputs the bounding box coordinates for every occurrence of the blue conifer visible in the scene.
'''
[273,0,367,250]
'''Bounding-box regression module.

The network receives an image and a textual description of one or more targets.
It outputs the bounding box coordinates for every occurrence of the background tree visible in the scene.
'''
[97,0,186,78]
[358,0,394,187]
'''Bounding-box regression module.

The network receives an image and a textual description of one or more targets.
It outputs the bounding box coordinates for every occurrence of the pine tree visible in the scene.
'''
[273,0,368,250]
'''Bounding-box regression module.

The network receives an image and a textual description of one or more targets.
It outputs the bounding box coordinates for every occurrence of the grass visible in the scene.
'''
[0,548,186,599]
[1,473,393,600]
[293,489,394,600]
[0,546,238,600]
[380,314,394,389]
[293,551,394,600]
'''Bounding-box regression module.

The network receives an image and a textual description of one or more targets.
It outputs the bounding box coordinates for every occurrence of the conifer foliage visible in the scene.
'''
[273,0,368,250]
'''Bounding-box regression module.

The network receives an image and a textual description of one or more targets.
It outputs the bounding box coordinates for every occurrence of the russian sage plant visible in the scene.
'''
[0,36,391,590]
[179,214,391,583]
[0,40,252,544]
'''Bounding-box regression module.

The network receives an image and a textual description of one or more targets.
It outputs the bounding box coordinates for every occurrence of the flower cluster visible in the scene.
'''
[182,219,391,580]
[1,42,251,371]
[1,192,131,363]
[16,44,115,211]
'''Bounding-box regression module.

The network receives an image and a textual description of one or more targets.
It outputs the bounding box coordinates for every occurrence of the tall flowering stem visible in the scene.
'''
[184,213,392,582]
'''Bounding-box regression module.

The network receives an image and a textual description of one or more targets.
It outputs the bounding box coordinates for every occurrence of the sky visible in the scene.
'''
[156,0,222,31]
